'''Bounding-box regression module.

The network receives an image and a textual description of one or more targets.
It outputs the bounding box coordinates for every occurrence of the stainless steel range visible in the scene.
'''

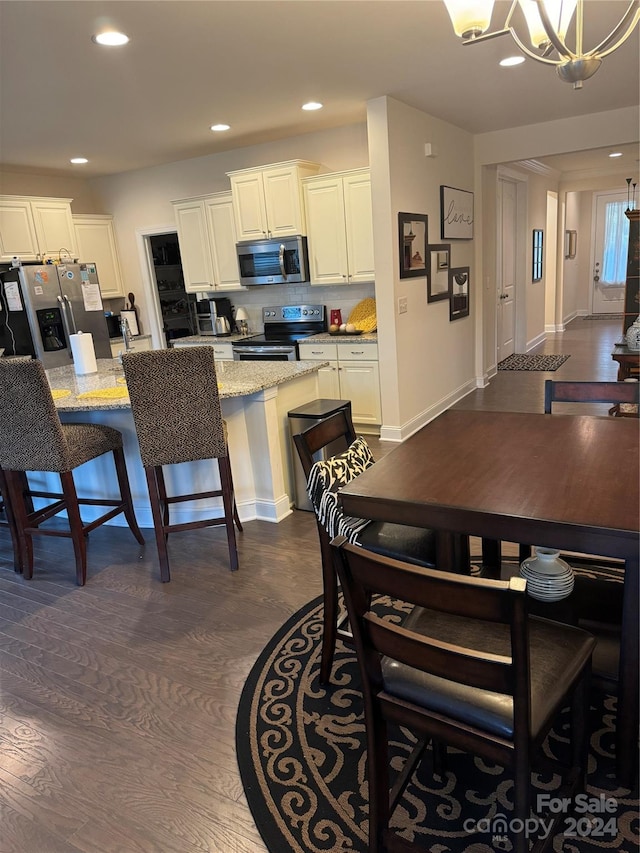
[232,304,326,361]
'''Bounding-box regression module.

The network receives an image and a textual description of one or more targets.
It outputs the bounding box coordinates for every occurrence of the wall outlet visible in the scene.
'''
[398,296,408,315]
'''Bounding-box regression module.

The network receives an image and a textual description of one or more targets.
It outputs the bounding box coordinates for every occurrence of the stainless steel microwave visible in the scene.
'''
[236,235,310,286]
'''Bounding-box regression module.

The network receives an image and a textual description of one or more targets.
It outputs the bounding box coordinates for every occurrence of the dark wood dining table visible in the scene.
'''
[339,409,640,786]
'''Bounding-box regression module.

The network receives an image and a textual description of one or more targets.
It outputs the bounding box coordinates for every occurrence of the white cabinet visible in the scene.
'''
[302,169,374,286]
[0,195,77,262]
[173,192,241,294]
[73,214,125,298]
[298,341,381,428]
[172,339,234,360]
[227,160,320,240]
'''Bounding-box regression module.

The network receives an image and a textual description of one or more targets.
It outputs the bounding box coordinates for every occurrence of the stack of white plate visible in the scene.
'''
[519,547,574,602]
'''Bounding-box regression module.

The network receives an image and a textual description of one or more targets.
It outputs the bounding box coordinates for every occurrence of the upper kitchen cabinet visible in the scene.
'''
[302,169,374,286]
[227,160,321,241]
[73,214,125,298]
[173,192,241,293]
[0,195,77,262]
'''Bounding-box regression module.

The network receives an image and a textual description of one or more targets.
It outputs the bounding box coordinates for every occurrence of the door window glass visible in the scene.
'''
[602,201,629,285]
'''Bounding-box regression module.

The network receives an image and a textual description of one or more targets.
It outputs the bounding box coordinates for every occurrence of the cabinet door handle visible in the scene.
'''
[350,350,364,355]
[310,350,324,355]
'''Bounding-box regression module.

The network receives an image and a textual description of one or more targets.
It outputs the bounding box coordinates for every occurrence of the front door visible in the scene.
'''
[497,178,517,362]
[591,190,628,315]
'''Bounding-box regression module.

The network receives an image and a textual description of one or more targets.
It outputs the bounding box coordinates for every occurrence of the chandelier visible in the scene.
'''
[443,0,640,88]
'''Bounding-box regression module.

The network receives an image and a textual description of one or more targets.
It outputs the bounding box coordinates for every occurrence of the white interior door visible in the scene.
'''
[591,190,627,314]
[497,178,517,362]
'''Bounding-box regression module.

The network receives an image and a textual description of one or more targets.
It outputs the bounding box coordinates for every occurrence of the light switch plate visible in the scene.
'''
[398,297,408,315]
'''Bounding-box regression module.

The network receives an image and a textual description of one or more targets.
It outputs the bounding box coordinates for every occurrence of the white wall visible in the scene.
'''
[0,169,100,212]
[368,96,475,439]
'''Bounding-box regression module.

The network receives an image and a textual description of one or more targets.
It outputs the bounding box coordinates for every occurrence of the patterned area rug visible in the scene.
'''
[498,353,569,371]
[236,587,637,853]
[583,314,624,320]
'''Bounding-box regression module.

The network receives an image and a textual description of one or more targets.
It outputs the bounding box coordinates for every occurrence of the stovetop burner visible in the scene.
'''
[232,304,326,349]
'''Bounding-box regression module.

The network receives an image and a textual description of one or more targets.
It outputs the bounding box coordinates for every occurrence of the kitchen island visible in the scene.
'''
[42,358,327,527]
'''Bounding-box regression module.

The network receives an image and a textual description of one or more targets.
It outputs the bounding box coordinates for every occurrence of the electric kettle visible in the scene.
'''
[214,316,231,336]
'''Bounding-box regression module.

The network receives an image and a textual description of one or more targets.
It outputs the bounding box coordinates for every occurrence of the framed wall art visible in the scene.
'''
[426,243,451,302]
[440,185,474,240]
[398,212,428,278]
[565,229,577,259]
[532,229,543,281]
[449,266,470,320]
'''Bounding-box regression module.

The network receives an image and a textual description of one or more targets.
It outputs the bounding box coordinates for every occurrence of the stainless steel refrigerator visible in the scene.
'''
[0,261,112,368]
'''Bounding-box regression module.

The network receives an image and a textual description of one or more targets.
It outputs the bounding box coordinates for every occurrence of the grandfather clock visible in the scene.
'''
[622,208,639,335]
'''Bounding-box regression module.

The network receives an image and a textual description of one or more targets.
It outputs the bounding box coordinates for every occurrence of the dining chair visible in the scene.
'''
[511,379,633,691]
[331,537,595,853]
[0,358,145,585]
[122,346,241,582]
[293,409,469,685]
[543,379,639,415]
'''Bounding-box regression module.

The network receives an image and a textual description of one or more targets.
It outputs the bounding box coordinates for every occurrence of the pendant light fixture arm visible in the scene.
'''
[507,28,567,64]
[589,1,640,58]
[535,0,575,59]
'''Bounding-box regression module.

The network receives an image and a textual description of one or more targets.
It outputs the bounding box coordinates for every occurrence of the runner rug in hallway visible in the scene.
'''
[236,591,636,853]
[498,353,569,371]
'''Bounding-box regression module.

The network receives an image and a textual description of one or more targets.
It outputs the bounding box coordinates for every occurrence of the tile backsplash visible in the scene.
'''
[199,282,376,334]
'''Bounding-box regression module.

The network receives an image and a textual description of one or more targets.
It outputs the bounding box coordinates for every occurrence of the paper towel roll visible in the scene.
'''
[70,331,98,375]
[120,309,139,337]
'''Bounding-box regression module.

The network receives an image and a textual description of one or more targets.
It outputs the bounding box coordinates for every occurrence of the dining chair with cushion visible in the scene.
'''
[332,537,596,853]
[293,409,470,685]
[122,346,241,582]
[0,358,144,585]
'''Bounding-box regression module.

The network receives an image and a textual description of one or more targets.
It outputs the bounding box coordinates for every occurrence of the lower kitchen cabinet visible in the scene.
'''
[298,341,381,429]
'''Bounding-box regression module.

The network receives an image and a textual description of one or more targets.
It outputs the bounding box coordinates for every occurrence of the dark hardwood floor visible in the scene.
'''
[0,317,625,852]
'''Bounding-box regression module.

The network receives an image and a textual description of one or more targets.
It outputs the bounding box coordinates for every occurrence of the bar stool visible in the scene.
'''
[0,358,145,585]
[121,347,241,581]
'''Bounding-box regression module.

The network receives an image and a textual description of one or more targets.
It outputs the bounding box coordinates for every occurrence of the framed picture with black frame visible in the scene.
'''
[440,185,474,240]
[426,243,451,302]
[398,213,428,278]
[532,229,543,281]
[449,267,470,320]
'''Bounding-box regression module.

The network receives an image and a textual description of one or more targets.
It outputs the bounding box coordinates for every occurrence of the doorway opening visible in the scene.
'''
[147,233,197,346]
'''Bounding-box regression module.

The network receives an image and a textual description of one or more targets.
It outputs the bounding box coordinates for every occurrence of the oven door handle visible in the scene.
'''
[278,244,287,280]
[234,345,295,354]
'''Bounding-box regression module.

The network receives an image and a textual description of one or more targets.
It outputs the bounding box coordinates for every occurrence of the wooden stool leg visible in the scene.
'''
[155,466,170,538]
[112,448,144,546]
[0,470,23,573]
[319,536,339,685]
[60,471,88,586]
[4,470,33,578]
[218,456,239,572]
[145,466,171,582]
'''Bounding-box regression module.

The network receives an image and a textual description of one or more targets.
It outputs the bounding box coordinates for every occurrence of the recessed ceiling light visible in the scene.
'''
[92,31,129,46]
[302,101,323,111]
[210,124,230,132]
[609,151,623,158]
[70,157,88,165]
[500,56,525,67]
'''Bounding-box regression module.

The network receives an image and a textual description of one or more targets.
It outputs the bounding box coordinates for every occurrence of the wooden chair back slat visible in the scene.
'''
[544,379,639,412]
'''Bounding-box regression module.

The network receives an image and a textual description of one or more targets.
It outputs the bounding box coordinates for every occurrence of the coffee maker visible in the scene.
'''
[196,297,233,336]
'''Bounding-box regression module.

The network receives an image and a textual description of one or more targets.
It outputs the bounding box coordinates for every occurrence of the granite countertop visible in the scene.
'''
[172,333,253,345]
[305,331,377,343]
[109,333,153,343]
[47,358,328,411]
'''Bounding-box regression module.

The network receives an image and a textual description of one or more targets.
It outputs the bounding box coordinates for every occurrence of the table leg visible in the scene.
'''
[617,553,639,788]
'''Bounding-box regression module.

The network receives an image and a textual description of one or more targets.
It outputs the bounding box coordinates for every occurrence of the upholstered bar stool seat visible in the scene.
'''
[122,347,241,582]
[0,358,144,585]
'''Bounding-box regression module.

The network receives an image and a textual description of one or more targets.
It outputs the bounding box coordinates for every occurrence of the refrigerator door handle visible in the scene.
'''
[57,294,74,340]
[61,294,78,334]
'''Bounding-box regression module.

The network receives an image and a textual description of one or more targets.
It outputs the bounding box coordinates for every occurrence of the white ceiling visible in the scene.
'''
[0,1,638,180]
